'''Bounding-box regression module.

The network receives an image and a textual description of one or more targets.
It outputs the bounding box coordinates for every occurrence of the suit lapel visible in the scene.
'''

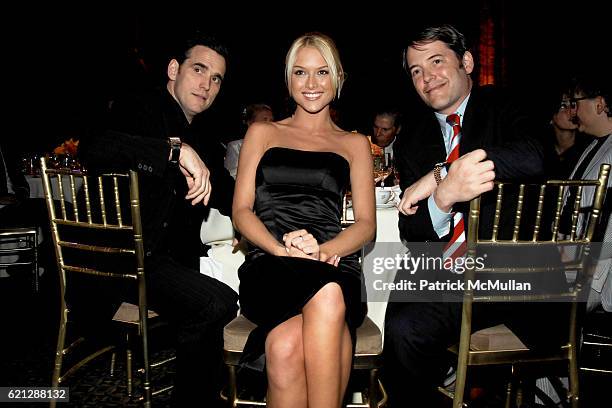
[459,91,478,156]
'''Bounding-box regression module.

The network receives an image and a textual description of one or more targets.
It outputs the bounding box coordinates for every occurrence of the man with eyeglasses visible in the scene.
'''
[564,74,612,313]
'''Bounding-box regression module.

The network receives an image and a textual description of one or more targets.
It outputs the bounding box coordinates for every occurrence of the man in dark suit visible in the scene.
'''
[80,32,238,407]
[383,24,560,406]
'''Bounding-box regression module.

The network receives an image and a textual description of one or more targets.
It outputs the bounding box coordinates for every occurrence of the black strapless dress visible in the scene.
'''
[238,147,367,367]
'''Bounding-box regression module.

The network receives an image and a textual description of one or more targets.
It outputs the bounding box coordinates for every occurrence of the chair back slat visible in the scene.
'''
[532,185,546,241]
[551,185,565,239]
[570,186,583,241]
[56,174,67,220]
[69,174,80,222]
[82,176,93,223]
[113,176,123,227]
[98,176,107,226]
[511,184,525,242]
[491,185,503,241]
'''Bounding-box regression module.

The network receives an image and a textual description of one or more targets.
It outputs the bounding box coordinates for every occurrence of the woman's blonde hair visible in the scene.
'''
[285,32,345,99]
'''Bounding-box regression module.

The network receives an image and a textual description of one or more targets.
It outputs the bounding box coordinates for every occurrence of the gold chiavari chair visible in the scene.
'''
[41,157,172,407]
[440,164,610,408]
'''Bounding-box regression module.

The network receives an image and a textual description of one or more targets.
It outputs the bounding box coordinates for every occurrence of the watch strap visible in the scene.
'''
[433,161,447,185]
[168,137,182,166]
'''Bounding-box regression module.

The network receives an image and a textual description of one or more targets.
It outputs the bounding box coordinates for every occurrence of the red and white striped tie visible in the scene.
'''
[443,114,466,266]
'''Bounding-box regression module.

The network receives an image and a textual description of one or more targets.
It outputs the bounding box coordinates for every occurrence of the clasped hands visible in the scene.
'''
[398,149,495,215]
[282,229,341,267]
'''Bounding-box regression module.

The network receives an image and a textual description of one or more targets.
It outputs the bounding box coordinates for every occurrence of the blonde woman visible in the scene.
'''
[233,33,375,408]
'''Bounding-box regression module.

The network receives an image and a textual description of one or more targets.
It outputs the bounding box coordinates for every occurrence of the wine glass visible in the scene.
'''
[374,154,394,187]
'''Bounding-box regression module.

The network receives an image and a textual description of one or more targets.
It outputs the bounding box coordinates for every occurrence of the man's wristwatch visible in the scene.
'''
[433,161,449,185]
[168,137,182,166]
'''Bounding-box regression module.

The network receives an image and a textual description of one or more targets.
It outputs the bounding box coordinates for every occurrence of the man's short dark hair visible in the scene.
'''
[402,24,471,72]
[574,74,612,117]
[172,30,229,65]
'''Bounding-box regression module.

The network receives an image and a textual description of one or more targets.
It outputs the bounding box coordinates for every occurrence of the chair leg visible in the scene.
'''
[515,379,524,408]
[126,332,133,397]
[50,299,68,408]
[504,380,514,408]
[368,368,378,408]
[140,328,152,408]
[568,347,580,408]
[453,361,469,408]
[504,365,516,408]
[227,364,238,408]
[110,352,116,376]
[32,230,39,293]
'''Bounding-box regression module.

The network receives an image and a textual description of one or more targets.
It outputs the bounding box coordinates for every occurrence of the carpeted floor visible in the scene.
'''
[0,269,176,408]
[1,265,610,407]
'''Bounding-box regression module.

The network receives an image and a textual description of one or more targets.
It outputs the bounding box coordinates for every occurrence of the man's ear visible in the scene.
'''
[167,59,179,81]
[596,96,609,115]
[461,51,474,75]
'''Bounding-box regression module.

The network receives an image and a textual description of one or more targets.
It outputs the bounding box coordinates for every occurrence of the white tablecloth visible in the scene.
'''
[26,175,83,203]
[347,206,402,335]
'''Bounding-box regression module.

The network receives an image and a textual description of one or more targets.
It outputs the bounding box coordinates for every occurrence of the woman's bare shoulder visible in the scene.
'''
[338,131,370,154]
[243,121,282,146]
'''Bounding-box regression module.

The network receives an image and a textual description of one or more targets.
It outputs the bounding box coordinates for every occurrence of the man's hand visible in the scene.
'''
[398,171,437,215]
[434,149,495,212]
[177,143,212,206]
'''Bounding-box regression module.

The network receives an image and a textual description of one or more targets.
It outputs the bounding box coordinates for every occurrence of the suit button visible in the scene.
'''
[149,167,153,173]
[142,164,148,171]
[145,251,152,257]
[137,163,142,169]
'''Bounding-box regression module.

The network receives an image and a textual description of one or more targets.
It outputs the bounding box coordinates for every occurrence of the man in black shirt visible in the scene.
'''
[80,32,238,407]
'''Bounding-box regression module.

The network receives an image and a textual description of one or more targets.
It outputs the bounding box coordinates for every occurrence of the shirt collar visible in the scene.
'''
[434,94,471,152]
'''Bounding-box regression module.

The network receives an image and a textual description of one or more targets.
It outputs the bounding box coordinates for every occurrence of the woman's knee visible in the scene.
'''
[266,328,304,386]
[305,282,346,319]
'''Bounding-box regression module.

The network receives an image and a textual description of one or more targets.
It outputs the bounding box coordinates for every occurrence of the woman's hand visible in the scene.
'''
[319,252,341,267]
[282,229,320,260]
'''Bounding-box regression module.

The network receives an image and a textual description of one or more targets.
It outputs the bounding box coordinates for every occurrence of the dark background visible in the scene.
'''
[10,1,605,151]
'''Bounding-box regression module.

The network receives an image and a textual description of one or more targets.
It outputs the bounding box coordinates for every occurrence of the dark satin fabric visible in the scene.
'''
[238,147,366,367]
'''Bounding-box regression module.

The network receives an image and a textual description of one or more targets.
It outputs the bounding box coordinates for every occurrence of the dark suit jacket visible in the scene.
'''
[394,85,544,243]
[80,88,234,269]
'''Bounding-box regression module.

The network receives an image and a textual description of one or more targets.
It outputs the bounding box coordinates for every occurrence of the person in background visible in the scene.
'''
[372,107,402,163]
[233,32,375,408]
[563,73,612,313]
[224,103,274,179]
[543,81,590,178]
[80,31,238,407]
